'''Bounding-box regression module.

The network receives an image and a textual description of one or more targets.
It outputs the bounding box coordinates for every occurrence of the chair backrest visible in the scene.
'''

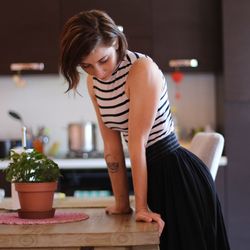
[189,132,224,181]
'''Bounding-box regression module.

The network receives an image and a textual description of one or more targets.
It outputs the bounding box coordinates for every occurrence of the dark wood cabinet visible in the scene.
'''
[60,0,153,56]
[0,172,10,197]
[61,0,222,73]
[223,102,250,249]
[223,0,250,101]
[152,0,222,72]
[0,0,60,74]
[0,1,222,75]
[222,0,250,248]
[58,169,133,197]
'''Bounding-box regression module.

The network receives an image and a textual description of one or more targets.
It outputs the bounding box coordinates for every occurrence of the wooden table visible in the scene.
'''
[0,197,159,250]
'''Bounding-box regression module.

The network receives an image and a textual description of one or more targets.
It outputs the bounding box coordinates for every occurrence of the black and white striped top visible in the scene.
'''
[93,50,175,147]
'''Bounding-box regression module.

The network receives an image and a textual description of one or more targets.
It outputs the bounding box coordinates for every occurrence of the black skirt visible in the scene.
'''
[146,133,230,250]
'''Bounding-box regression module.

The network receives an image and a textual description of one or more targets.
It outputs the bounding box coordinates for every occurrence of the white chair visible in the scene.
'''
[189,132,224,181]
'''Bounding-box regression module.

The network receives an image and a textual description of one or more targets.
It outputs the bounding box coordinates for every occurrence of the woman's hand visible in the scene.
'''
[105,204,133,215]
[135,209,165,236]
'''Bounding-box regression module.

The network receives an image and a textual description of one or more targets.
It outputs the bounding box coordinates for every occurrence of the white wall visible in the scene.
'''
[0,73,216,156]
[166,73,216,138]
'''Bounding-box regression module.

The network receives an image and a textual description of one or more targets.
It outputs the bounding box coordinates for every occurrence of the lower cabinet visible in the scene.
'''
[58,169,133,197]
[0,169,134,198]
[0,172,11,197]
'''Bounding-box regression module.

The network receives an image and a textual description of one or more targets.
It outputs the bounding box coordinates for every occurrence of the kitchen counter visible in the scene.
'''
[0,156,227,170]
[0,197,159,250]
[0,158,130,169]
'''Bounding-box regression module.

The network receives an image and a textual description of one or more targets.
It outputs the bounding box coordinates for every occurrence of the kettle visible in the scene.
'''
[68,122,97,153]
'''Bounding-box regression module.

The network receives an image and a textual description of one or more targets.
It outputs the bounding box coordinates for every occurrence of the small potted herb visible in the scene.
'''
[4,149,61,219]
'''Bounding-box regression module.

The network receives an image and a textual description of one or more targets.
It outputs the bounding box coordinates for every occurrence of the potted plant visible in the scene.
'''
[4,149,61,219]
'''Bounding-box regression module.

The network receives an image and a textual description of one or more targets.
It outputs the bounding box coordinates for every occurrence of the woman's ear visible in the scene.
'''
[113,38,119,50]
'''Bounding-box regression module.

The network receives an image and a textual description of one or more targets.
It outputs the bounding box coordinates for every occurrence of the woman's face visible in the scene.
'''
[80,43,118,80]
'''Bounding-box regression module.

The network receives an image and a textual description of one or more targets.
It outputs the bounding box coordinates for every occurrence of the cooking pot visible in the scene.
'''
[68,122,97,153]
[0,139,22,158]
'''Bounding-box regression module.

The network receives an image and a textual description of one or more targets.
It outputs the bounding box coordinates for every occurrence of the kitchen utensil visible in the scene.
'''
[8,110,24,126]
[68,122,97,154]
[8,110,34,148]
[68,123,83,153]
[21,126,27,149]
[82,122,96,152]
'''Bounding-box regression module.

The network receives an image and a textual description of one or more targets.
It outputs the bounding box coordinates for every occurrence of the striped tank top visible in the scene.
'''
[93,50,175,147]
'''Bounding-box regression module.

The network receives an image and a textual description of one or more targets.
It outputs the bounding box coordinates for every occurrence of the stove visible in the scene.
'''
[66,150,104,159]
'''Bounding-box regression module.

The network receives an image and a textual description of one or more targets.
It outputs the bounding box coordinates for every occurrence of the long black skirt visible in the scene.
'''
[146,133,230,250]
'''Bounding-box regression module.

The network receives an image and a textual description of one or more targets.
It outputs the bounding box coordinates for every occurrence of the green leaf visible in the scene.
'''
[3,149,62,183]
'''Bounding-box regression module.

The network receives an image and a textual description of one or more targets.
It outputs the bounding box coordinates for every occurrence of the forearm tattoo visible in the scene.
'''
[105,154,119,173]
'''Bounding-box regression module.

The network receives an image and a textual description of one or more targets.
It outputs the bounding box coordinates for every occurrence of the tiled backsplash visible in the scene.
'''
[0,73,215,155]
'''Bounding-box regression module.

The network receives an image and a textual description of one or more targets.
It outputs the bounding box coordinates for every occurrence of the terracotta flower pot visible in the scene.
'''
[15,182,57,216]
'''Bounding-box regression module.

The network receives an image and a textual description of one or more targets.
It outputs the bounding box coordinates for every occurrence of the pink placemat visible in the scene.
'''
[0,211,89,225]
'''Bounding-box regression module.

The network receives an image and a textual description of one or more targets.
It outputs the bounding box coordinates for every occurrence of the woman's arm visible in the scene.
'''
[127,58,165,234]
[87,76,131,214]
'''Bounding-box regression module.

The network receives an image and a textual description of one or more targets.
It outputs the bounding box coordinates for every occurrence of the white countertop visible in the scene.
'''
[0,156,227,170]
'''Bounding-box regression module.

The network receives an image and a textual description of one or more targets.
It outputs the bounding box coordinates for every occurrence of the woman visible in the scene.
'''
[59,9,230,250]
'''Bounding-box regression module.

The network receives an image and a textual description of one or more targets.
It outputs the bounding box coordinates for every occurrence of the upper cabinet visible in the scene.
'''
[0,0,222,75]
[223,0,250,101]
[152,0,222,72]
[0,0,60,74]
[60,0,153,57]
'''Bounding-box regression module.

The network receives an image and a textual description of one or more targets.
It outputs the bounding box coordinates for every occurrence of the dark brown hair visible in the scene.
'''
[59,9,128,92]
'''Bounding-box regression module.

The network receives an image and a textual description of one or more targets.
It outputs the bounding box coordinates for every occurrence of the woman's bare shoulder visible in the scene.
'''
[131,56,155,70]
[128,56,163,89]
